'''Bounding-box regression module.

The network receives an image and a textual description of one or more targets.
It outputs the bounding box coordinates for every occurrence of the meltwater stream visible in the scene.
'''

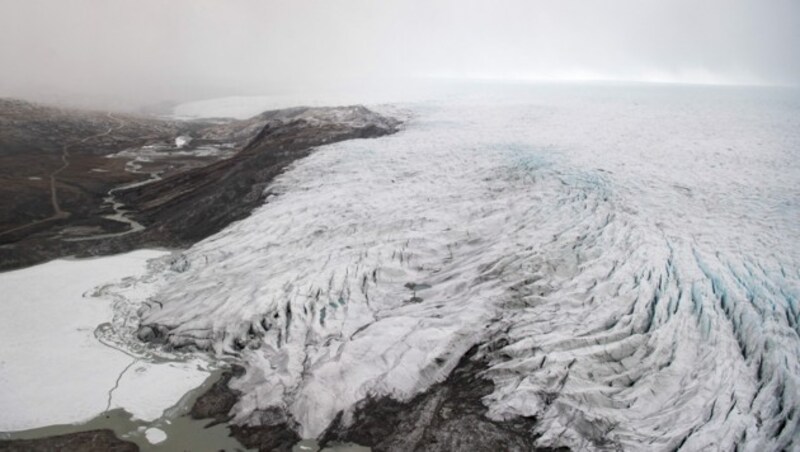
[107,86,800,451]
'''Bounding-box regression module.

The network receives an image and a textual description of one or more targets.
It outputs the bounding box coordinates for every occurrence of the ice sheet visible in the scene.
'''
[119,85,800,450]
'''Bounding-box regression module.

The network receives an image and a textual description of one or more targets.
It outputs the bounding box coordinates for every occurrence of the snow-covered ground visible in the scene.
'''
[106,85,800,450]
[0,250,211,435]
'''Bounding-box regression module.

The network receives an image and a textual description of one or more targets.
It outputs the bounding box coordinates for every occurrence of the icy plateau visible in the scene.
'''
[104,86,800,451]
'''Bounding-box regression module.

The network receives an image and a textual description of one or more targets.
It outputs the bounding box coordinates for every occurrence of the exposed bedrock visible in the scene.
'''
[116,106,400,246]
[0,429,138,452]
[0,101,400,270]
[190,365,301,451]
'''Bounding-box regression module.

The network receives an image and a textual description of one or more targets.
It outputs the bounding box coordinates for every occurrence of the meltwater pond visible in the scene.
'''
[111,85,800,451]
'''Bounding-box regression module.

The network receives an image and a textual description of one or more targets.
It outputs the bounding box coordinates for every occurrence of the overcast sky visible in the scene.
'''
[1,0,798,109]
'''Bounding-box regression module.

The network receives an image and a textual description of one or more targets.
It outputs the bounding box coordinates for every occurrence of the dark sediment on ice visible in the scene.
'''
[184,347,570,452]
[320,346,569,452]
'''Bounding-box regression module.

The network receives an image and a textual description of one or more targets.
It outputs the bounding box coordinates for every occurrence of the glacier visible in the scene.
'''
[107,85,800,450]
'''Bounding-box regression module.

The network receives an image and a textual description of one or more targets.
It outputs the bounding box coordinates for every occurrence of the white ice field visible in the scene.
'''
[0,250,211,433]
[5,84,800,451]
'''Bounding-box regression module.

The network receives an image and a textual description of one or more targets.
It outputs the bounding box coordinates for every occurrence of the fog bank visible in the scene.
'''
[1,0,798,110]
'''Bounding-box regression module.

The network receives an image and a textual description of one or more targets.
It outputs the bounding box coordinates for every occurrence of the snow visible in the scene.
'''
[144,427,167,444]
[0,250,211,432]
[117,85,799,450]
[109,359,209,421]
[110,143,236,160]
[174,135,191,148]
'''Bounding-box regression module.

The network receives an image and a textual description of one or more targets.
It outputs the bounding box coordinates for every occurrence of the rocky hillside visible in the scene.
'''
[0,99,400,270]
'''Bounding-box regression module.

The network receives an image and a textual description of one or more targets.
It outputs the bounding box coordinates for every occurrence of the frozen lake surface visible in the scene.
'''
[113,85,799,450]
[0,250,211,440]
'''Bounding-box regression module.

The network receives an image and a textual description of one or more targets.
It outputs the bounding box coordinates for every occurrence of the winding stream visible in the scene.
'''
[65,158,160,242]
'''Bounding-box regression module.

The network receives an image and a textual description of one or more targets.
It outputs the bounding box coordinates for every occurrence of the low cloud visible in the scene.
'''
[1,0,797,109]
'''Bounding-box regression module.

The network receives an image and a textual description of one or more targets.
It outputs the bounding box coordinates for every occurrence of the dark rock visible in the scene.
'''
[189,347,570,452]
[190,365,302,451]
[116,106,399,247]
[190,365,245,426]
[135,325,156,342]
[0,100,399,271]
[228,423,301,452]
[0,429,138,452]
[135,324,169,344]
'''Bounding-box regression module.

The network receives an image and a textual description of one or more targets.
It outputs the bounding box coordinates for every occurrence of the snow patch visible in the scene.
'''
[144,427,167,444]
[174,135,191,149]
